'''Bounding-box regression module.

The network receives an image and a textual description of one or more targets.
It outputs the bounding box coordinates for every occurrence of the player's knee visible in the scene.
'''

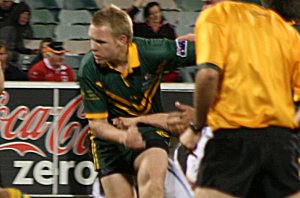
[146,181,164,194]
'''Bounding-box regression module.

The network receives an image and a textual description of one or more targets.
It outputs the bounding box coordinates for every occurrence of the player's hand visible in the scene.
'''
[112,117,140,129]
[180,127,201,151]
[167,101,194,136]
[122,125,145,150]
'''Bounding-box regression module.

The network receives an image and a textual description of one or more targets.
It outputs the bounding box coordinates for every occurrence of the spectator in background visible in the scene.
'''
[28,41,75,82]
[28,37,53,69]
[127,0,181,82]
[0,40,27,81]
[127,0,176,39]
[0,1,38,63]
[0,0,27,27]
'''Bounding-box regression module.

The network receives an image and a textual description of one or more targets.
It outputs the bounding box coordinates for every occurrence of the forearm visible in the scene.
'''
[138,113,170,130]
[294,105,300,125]
[89,119,126,144]
[194,66,219,129]
[0,66,4,93]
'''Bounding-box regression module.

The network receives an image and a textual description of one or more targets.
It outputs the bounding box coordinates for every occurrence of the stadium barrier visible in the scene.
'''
[0,82,193,198]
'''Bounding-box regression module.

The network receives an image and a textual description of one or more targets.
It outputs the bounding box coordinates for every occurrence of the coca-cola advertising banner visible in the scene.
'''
[0,82,194,197]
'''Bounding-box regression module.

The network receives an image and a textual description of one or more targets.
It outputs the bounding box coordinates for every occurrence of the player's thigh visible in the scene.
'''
[101,173,136,198]
[287,190,300,198]
[195,187,238,198]
[134,147,168,185]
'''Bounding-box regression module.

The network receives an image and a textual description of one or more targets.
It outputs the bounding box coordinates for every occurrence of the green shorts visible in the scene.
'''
[90,125,170,177]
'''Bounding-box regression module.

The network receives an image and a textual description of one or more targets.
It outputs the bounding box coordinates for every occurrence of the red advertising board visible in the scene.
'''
[0,82,193,197]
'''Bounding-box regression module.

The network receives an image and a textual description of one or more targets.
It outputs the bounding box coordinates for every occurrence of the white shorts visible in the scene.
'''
[174,126,213,183]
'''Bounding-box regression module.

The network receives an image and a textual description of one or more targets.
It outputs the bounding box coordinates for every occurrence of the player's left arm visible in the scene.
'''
[294,107,300,124]
[112,113,169,130]
[0,62,4,93]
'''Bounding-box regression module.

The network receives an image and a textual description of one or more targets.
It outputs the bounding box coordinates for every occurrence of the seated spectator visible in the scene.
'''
[28,37,53,69]
[0,0,25,27]
[127,0,181,82]
[127,0,177,39]
[0,40,27,81]
[28,41,75,82]
[0,1,38,65]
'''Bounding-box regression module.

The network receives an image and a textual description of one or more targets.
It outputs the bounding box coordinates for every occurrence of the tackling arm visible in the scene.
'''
[89,118,145,149]
[0,63,4,93]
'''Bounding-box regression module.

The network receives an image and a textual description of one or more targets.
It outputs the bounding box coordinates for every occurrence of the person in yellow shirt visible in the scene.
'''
[180,0,300,197]
[0,188,30,198]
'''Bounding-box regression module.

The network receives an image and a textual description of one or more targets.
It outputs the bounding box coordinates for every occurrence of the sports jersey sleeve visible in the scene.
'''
[78,53,109,119]
[134,37,196,71]
[195,6,228,71]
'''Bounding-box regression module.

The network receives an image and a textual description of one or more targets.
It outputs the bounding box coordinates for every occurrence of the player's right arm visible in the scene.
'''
[89,118,127,144]
[0,62,4,93]
[89,118,145,150]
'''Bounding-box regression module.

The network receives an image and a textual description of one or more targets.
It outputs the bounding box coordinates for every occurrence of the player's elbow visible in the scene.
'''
[0,83,4,93]
[196,67,219,83]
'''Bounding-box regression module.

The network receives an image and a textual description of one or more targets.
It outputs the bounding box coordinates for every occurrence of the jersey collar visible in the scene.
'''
[106,42,140,78]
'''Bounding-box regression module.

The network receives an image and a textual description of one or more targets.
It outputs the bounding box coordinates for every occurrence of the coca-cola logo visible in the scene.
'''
[0,91,89,157]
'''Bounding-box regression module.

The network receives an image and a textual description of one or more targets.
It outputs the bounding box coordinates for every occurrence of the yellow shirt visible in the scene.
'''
[195,1,300,131]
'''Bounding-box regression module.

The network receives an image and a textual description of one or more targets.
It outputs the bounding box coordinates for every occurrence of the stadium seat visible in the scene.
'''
[176,26,194,36]
[101,0,133,9]
[64,54,84,69]
[177,11,200,28]
[30,9,57,24]
[174,0,203,11]
[58,10,92,26]
[62,0,98,11]
[158,0,179,11]
[55,25,89,41]
[25,0,60,10]
[162,10,179,26]
[64,40,90,55]
[32,24,56,39]
[23,39,42,50]
[17,53,38,71]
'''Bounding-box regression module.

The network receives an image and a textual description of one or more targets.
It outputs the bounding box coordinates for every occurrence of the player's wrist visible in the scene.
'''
[189,121,202,134]
[118,132,127,145]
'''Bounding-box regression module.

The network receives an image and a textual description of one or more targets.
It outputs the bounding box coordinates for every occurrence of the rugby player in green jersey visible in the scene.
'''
[78,4,196,198]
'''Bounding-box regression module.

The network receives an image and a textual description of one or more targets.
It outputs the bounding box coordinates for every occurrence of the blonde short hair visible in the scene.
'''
[92,4,133,42]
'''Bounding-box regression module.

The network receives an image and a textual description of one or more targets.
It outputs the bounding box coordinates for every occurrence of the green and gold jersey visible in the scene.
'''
[195,1,300,131]
[78,37,195,122]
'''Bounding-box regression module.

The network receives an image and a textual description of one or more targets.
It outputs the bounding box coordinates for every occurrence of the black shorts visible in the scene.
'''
[90,127,170,177]
[196,126,300,198]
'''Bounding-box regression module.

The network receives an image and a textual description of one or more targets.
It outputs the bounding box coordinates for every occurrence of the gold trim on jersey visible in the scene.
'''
[89,130,101,171]
[104,80,160,115]
[156,130,170,138]
[105,43,141,78]
[85,112,109,119]
[96,81,103,88]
